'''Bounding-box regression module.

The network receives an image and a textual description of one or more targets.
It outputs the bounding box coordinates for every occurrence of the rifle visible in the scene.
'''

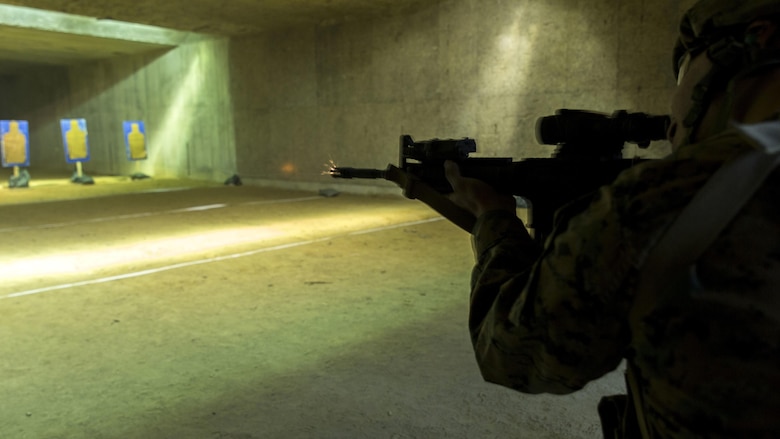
[329,109,670,244]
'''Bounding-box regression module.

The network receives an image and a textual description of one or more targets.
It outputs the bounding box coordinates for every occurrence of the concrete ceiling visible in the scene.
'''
[0,23,175,70]
[0,0,434,72]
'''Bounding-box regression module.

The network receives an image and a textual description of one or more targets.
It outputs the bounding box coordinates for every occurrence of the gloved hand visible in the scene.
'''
[444,160,517,219]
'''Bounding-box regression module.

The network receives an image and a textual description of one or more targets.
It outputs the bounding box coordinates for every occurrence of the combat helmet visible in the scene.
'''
[673,0,780,142]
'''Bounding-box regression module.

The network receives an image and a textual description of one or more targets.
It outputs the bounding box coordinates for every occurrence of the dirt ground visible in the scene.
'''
[0,172,624,439]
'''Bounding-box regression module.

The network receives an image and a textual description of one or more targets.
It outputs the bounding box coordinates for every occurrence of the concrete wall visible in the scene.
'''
[1,0,696,186]
[0,67,70,170]
[1,38,236,181]
[62,38,237,180]
[229,0,694,192]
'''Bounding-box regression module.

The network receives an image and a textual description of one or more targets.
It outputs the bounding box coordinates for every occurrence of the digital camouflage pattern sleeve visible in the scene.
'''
[468,127,780,435]
[468,143,718,394]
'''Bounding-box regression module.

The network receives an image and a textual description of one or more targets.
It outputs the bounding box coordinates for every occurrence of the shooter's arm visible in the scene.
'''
[384,164,476,232]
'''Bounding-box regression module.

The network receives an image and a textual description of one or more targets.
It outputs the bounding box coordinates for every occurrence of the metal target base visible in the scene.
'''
[71,172,95,185]
[130,173,150,180]
[8,169,30,188]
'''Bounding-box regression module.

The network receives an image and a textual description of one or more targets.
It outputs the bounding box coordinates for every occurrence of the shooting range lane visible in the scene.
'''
[0,181,441,298]
[0,179,623,439]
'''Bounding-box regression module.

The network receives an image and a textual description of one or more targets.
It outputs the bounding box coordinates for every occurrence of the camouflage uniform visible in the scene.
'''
[468,125,780,437]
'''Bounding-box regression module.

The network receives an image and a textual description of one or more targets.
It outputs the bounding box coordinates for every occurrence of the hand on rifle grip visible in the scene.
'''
[443,160,517,219]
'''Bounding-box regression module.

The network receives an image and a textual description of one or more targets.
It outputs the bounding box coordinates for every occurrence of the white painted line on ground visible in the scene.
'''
[140,187,192,193]
[0,211,162,232]
[0,197,326,233]
[1,217,444,300]
[348,217,442,236]
[243,196,323,206]
[170,204,227,212]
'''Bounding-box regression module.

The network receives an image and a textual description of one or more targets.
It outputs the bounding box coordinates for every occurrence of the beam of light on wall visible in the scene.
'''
[147,51,205,177]
[480,16,536,99]
[464,8,539,155]
[0,4,203,46]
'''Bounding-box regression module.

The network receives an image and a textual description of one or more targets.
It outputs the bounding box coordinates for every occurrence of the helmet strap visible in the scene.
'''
[681,26,780,145]
[681,37,750,145]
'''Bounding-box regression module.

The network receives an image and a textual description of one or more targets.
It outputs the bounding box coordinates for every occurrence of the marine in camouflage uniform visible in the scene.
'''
[469,126,780,437]
[448,1,780,437]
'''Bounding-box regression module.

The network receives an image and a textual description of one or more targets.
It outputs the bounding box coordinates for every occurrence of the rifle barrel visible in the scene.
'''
[329,167,385,179]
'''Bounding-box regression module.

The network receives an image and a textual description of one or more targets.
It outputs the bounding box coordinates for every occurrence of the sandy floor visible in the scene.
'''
[0,173,624,439]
